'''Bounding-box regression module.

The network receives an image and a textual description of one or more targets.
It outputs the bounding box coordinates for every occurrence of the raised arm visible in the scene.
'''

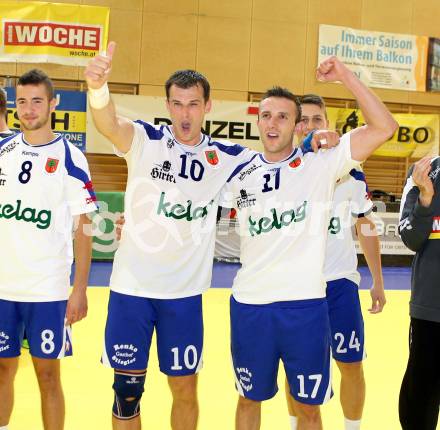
[316,56,398,161]
[84,41,134,153]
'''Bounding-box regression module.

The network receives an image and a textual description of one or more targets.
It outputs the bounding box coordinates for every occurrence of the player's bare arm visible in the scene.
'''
[316,56,398,161]
[84,41,134,153]
[356,216,386,313]
[66,213,93,325]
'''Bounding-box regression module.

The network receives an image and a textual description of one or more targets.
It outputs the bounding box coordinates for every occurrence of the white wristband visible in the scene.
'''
[88,83,110,109]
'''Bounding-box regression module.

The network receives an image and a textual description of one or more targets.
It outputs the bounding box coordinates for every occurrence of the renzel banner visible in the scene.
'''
[0,2,109,66]
[86,95,439,159]
[327,107,439,158]
[319,24,428,92]
[6,87,87,151]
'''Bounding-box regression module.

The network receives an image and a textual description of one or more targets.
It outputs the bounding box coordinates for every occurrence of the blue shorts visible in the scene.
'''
[326,278,365,363]
[102,291,203,375]
[230,296,332,404]
[0,299,72,359]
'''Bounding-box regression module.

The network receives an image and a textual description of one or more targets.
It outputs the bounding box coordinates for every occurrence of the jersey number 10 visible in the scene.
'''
[178,154,205,182]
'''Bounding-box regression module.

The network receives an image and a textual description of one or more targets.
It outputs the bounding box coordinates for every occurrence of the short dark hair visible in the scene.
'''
[165,70,210,103]
[0,87,7,117]
[260,86,301,124]
[300,94,327,118]
[17,69,54,100]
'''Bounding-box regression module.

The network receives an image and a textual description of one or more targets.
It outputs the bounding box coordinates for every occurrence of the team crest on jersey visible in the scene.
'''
[45,158,59,173]
[205,149,219,167]
[288,157,303,170]
[236,189,256,209]
[167,138,174,149]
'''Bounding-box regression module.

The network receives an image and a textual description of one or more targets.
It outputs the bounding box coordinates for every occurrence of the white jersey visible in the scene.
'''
[219,133,359,304]
[0,133,97,302]
[324,169,372,284]
[110,121,252,299]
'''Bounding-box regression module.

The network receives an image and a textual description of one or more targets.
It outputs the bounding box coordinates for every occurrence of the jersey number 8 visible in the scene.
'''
[19,161,33,184]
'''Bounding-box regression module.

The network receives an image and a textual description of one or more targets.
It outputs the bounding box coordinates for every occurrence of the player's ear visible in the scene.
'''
[49,96,57,113]
[205,99,212,114]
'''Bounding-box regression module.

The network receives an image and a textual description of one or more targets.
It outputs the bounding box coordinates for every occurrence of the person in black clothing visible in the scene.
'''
[398,155,440,430]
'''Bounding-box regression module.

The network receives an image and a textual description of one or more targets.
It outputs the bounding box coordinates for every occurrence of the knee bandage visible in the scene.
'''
[112,371,146,420]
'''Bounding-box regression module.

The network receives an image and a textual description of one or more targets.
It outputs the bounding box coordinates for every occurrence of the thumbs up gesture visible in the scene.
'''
[84,41,116,90]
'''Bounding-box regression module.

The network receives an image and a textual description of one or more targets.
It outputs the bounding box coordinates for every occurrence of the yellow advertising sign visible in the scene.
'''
[0,1,109,66]
[327,107,439,158]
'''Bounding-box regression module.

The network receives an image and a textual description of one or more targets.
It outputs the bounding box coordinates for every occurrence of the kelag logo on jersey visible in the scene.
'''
[150,161,176,183]
[0,199,51,229]
[157,192,214,221]
[236,189,256,209]
[248,201,307,237]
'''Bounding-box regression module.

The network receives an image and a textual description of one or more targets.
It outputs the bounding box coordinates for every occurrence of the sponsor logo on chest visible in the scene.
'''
[157,192,214,221]
[0,141,19,158]
[236,189,256,209]
[248,201,307,237]
[150,160,176,183]
[22,150,39,158]
[238,163,260,181]
[0,199,51,229]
